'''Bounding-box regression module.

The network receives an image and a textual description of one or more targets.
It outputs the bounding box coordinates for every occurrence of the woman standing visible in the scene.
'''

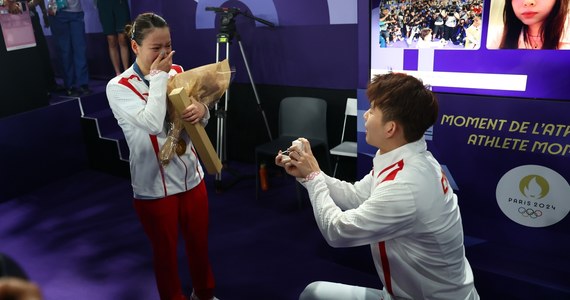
[106,12,217,300]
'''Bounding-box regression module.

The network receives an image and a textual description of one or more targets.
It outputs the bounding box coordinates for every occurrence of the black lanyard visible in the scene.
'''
[133,62,150,87]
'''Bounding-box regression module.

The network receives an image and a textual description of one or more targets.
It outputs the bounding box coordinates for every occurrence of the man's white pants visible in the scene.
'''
[299,281,390,300]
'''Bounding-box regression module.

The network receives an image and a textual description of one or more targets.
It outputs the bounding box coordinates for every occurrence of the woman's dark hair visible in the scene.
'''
[500,0,568,49]
[125,12,169,45]
[420,27,432,40]
[366,73,439,143]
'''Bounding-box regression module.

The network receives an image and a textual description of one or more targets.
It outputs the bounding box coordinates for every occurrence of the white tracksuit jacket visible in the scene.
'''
[106,64,208,199]
[301,138,479,300]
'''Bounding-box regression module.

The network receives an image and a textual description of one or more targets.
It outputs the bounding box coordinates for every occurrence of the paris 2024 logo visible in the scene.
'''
[496,165,569,227]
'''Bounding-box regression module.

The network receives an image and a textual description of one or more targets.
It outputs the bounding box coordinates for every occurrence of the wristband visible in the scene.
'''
[149,69,164,77]
[301,171,321,183]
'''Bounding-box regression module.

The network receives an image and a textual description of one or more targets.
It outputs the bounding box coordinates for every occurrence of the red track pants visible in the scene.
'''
[134,180,215,300]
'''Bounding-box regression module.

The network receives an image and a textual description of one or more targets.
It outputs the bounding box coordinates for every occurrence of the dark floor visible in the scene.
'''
[0,165,381,300]
[1,78,381,300]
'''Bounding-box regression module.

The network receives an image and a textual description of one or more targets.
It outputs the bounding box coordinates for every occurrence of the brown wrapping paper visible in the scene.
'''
[167,59,231,106]
[160,59,231,173]
[168,87,223,175]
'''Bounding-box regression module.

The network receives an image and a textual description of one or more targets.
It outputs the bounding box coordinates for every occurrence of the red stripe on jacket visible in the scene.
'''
[378,159,404,183]
[149,135,168,197]
[378,241,393,295]
[171,65,183,74]
[118,74,168,196]
[375,159,404,296]
[118,75,147,102]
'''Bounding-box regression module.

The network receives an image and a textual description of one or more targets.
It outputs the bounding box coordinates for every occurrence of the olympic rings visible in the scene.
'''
[518,207,543,218]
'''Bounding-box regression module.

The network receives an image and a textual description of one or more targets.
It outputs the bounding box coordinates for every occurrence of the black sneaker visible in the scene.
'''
[79,85,92,96]
[66,88,80,97]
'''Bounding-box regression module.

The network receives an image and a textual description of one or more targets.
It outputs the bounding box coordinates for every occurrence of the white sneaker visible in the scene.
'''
[190,292,219,300]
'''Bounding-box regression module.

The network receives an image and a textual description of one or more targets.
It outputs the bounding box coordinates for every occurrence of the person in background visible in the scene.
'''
[28,0,64,96]
[498,0,569,49]
[465,16,482,49]
[95,0,131,76]
[276,73,479,300]
[472,3,483,15]
[0,253,43,300]
[0,277,42,300]
[4,0,63,97]
[378,8,394,47]
[415,27,441,48]
[443,8,460,44]
[48,0,91,97]
[5,0,22,14]
[433,9,445,39]
[106,12,217,300]
[454,18,468,45]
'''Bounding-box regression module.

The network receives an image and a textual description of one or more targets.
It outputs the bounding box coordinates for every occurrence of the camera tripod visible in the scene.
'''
[206,7,275,191]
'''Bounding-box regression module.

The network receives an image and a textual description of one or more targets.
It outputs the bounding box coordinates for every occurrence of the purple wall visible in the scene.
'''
[128,0,359,89]
[40,0,359,89]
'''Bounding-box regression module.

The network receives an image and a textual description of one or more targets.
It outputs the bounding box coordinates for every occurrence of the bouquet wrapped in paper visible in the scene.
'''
[167,59,232,107]
[160,59,231,167]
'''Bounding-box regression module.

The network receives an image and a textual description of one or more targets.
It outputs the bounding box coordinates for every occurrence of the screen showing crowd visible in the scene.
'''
[377,0,484,50]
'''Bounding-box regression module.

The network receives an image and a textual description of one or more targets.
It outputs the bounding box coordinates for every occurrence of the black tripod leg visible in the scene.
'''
[237,39,273,141]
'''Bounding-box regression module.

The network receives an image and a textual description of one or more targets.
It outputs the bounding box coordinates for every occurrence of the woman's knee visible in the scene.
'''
[106,35,118,48]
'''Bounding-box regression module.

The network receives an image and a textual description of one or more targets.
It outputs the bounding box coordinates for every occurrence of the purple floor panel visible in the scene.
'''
[0,167,379,300]
[0,171,159,300]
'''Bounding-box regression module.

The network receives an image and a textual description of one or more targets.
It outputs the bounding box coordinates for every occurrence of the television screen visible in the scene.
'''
[370,0,570,101]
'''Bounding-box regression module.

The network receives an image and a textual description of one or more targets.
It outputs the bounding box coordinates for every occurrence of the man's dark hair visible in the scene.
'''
[366,73,439,142]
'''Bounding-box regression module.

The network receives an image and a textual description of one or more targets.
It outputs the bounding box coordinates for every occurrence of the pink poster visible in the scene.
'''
[0,5,36,51]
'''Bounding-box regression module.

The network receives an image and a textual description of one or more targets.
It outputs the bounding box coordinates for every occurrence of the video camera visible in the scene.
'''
[205,6,275,41]
[205,6,241,39]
